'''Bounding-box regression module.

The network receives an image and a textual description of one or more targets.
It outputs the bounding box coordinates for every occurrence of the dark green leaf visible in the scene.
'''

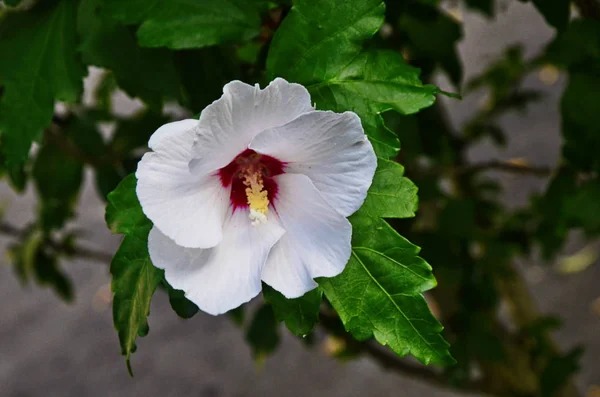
[165,281,199,319]
[245,304,280,361]
[32,141,83,232]
[465,0,494,16]
[540,347,584,397]
[3,0,23,7]
[78,0,182,108]
[0,0,86,166]
[102,0,263,49]
[561,72,600,172]
[263,284,322,337]
[110,110,169,157]
[175,48,241,114]
[531,0,571,31]
[399,6,463,85]
[106,174,161,373]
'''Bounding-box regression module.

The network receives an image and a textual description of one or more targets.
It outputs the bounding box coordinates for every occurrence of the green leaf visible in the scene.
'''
[106,174,161,373]
[245,304,280,362]
[319,214,453,366]
[361,158,418,218]
[0,0,86,166]
[78,0,182,108]
[308,51,437,158]
[165,281,199,319]
[109,110,169,157]
[531,0,571,31]
[3,0,23,7]
[465,0,495,16]
[175,48,241,114]
[540,347,584,397]
[547,20,600,173]
[32,141,83,232]
[102,0,263,49]
[561,72,600,173]
[268,0,437,159]
[267,0,385,84]
[106,174,151,236]
[263,284,322,337]
[399,5,463,85]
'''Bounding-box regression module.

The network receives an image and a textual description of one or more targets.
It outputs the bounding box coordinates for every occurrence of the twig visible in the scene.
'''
[318,311,485,394]
[456,160,553,176]
[0,221,114,263]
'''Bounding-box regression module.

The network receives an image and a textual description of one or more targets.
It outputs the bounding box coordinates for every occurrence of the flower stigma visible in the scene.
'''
[244,169,269,226]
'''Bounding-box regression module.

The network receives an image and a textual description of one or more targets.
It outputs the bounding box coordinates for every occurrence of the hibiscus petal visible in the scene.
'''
[149,211,285,315]
[249,110,376,217]
[136,119,230,249]
[262,174,352,298]
[190,78,313,175]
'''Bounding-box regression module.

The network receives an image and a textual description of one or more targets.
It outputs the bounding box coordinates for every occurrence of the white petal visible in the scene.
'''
[261,174,352,298]
[148,211,285,315]
[189,78,313,175]
[249,110,377,217]
[136,119,230,249]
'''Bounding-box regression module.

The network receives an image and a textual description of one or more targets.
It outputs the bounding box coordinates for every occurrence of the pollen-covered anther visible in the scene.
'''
[243,170,269,226]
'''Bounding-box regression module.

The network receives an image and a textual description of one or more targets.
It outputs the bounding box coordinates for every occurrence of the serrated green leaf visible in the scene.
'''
[106,173,160,373]
[245,304,280,362]
[32,141,83,233]
[361,158,418,218]
[263,284,322,337]
[308,51,436,158]
[268,0,437,159]
[78,0,182,108]
[0,0,86,166]
[319,214,453,366]
[267,0,385,84]
[102,0,262,50]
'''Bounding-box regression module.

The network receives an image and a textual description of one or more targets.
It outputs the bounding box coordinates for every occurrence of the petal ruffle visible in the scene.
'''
[190,78,313,176]
[136,119,230,249]
[261,174,352,298]
[149,210,285,315]
[249,110,376,217]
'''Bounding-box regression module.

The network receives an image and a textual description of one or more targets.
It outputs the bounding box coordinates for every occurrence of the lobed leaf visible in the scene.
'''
[106,174,161,373]
[268,0,437,159]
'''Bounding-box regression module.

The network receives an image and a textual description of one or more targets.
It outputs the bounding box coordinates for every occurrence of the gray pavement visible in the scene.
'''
[0,2,598,396]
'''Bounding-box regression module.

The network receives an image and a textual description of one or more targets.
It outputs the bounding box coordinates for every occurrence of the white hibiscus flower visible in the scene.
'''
[136,78,377,315]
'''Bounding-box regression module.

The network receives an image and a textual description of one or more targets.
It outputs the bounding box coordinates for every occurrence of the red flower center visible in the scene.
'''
[218,149,286,211]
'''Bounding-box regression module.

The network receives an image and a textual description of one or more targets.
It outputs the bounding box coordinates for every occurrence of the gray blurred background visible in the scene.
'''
[1,2,598,396]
